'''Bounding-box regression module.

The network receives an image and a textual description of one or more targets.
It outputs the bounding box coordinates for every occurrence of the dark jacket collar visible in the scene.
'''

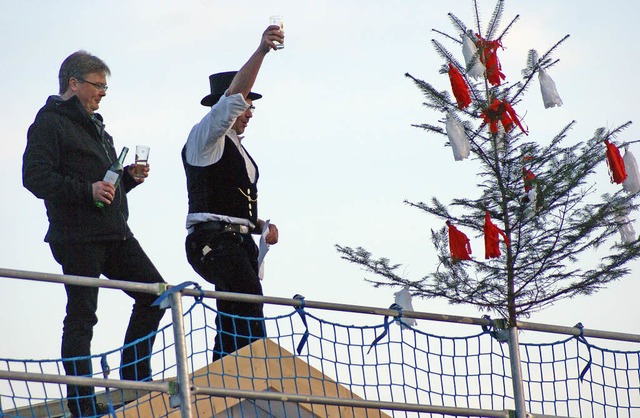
[43,94,104,124]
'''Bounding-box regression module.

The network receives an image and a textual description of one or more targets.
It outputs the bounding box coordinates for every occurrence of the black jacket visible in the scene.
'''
[23,95,137,243]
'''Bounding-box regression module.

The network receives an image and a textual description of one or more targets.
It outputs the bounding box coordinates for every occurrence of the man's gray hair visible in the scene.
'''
[58,50,111,95]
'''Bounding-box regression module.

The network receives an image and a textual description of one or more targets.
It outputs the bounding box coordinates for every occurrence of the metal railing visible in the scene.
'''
[2,267,638,418]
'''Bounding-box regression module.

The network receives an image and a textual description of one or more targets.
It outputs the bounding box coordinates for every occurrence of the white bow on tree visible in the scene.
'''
[616,214,636,243]
[622,146,640,194]
[539,67,563,109]
[461,31,485,79]
[446,113,470,161]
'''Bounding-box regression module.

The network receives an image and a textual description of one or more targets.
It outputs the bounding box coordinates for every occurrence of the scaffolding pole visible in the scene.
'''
[508,326,527,418]
[169,291,193,418]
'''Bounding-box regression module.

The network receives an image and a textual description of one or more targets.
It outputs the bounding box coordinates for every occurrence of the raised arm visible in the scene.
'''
[227,25,284,100]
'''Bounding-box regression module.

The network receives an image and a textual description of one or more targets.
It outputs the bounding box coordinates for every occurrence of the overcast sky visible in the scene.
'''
[1,1,640,362]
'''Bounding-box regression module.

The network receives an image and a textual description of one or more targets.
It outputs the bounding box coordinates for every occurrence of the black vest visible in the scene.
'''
[182,136,259,225]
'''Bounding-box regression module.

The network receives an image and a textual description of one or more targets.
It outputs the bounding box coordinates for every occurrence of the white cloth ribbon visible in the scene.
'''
[616,214,636,243]
[394,286,417,329]
[461,32,485,79]
[446,113,470,161]
[539,68,563,108]
[622,147,640,194]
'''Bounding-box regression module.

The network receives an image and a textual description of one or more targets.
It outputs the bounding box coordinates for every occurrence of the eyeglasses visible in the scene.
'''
[76,77,108,91]
[247,105,255,113]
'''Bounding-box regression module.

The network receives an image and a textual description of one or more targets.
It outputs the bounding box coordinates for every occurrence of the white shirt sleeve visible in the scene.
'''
[184,92,249,166]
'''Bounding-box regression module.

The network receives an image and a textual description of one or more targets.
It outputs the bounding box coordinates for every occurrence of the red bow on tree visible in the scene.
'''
[448,63,472,109]
[481,99,528,135]
[475,35,505,86]
[483,211,510,259]
[446,220,472,262]
[522,166,536,204]
[521,159,537,203]
[523,167,535,193]
[605,139,628,184]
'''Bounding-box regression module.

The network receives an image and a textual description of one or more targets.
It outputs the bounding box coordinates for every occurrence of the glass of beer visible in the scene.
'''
[134,145,150,179]
[269,15,284,49]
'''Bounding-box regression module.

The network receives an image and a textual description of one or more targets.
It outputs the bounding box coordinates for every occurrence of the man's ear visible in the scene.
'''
[61,78,78,99]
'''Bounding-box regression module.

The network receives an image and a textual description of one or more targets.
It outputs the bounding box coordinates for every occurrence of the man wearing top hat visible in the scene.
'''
[182,25,282,360]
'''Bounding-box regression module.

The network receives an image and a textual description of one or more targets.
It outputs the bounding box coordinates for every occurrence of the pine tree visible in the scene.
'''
[336,0,640,326]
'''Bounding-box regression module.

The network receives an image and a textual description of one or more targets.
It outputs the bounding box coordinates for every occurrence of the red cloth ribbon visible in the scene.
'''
[480,99,528,135]
[448,63,472,109]
[605,140,628,184]
[480,99,500,134]
[523,167,535,192]
[483,211,509,259]
[522,166,536,203]
[475,35,505,86]
[446,221,472,262]
[503,101,527,134]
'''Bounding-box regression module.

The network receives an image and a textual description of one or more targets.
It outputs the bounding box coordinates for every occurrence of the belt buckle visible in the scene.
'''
[224,224,249,234]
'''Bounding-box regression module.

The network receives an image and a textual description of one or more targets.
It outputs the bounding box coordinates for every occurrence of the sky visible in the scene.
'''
[1,0,640,363]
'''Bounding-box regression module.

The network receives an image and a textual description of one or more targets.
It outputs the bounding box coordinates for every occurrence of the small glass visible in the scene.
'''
[269,15,284,50]
[134,145,150,179]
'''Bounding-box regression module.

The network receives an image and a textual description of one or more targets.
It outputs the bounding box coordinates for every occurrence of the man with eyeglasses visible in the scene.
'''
[23,50,166,418]
[183,25,282,361]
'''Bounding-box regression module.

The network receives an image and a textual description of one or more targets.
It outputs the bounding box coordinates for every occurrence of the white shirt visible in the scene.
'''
[184,92,257,229]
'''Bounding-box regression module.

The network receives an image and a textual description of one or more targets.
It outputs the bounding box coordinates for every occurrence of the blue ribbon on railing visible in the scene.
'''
[481,314,495,333]
[152,281,204,308]
[293,294,309,355]
[480,314,509,343]
[574,322,593,382]
[100,355,116,417]
[367,303,403,354]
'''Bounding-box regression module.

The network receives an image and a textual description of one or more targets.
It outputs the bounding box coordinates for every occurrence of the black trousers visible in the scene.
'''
[185,230,265,361]
[50,237,165,415]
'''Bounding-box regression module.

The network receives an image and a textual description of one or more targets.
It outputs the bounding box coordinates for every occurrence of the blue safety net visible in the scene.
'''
[1,296,639,418]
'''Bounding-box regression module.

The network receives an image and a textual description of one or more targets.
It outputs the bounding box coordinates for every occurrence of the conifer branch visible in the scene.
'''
[447,13,468,37]
[433,28,461,45]
[484,0,505,40]
[496,14,519,42]
[472,0,483,39]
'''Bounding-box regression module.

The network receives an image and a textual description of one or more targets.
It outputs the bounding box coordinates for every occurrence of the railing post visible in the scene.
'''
[169,291,192,418]
[507,326,527,418]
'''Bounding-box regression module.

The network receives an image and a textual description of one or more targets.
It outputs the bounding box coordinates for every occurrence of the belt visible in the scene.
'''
[187,221,251,235]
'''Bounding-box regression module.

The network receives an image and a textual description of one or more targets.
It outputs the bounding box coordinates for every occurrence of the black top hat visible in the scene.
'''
[200,71,263,107]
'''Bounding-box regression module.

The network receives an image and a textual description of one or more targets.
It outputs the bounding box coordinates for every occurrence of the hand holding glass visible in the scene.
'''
[269,15,284,49]
[134,145,150,179]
